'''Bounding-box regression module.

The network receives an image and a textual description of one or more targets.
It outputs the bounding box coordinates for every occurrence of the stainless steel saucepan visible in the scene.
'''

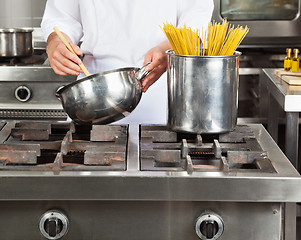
[0,28,33,57]
[56,64,151,125]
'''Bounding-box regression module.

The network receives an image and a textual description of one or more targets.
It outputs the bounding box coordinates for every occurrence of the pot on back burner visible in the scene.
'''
[0,28,33,57]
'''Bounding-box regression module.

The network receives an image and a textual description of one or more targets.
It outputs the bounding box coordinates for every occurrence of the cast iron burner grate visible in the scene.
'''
[140,125,276,174]
[0,121,128,171]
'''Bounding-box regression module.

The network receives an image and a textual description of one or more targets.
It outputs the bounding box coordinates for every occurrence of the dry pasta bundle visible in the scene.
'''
[203,20,249,56]
[161,20,249,56]
[161,23,200,56]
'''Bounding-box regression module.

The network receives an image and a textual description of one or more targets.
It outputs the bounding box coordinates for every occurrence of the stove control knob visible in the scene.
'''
[15,86,31,102]
[39,211,69,240]
[195,213,224,240]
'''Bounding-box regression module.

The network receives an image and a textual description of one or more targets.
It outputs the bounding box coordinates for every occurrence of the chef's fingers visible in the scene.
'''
[51,59,81,75]
[142,49,167,91]
[51,67,68,76]
[52,45,83,75]
[51,56,80,75]
[141,64,166,92]
[69,43,83,56]
[46,32,84,76]
[143,51,166,72]
[51,53,82,76]
[57,42,83,66]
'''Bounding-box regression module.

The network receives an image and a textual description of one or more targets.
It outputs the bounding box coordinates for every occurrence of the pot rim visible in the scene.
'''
[0,28,33,33]
[166,50,242,59]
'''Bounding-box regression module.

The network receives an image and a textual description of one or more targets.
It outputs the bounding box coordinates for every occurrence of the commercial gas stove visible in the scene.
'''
[0,64,75,120]
[0,121,300,240]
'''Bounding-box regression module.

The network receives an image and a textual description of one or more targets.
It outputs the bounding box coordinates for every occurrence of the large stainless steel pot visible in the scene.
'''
[167,50,241,134]
[56,64,151,125]
[0,28,33,57]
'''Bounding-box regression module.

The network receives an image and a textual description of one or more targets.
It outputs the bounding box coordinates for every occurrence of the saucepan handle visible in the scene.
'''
[55,86,65,98]
[135,62,152,82]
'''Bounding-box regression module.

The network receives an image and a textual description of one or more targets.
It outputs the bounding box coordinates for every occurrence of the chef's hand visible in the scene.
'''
[142,41,172,92]
[46,32,83,76]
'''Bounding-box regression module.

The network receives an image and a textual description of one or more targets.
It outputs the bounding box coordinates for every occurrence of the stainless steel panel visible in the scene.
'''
[261,69,301,167]
[0,201,282,240]
[284,203,297,240]
[212,0,301,47]
[126,123,140,172]
[285,112,299,168]
[220,0,298,20]
[261,69,301,112]
[239,68,261,75]
[0,66,75,110]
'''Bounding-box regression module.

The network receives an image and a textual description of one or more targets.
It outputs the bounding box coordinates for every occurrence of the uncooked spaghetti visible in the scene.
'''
[161,20,249,56]
[203,20,249,56]
[161,23,200,56]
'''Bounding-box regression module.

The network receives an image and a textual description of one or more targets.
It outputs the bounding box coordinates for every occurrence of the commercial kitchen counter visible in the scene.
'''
[260,68,301,170]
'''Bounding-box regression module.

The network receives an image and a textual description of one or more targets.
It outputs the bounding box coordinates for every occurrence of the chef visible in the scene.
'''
[41,0,214,124]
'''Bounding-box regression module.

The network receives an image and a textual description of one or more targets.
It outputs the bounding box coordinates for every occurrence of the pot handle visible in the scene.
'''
[135,62,152,81]
[55,86,65,99]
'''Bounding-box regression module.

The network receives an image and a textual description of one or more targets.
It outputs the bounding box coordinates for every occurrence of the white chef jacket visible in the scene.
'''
[41,0,214,124]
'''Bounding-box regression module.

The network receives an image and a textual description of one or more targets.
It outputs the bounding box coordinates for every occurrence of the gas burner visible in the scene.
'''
[140,125,276,173]
[0,121,128,171]
[0,122,279,174]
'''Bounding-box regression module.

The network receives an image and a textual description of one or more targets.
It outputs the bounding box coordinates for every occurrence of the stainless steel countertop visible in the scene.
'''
[0,65,75,81]
[0,123,300,202]
[262,68,301,112]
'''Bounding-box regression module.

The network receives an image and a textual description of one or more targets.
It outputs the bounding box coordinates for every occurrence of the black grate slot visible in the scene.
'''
[189,152,215,159]
[37,150,59,165]
[232,163,257,169]
[63,152,85,165]
[177,132,218,143]
[154,161,181,168]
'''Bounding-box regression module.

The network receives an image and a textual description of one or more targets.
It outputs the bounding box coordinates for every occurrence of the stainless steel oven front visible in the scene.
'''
[212,0,301,47]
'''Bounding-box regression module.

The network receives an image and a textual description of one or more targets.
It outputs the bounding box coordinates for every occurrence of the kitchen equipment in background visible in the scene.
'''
[56,63,151,125]
[0,65,75,120]
[211,0,301,122]
[0,121,299,239]
[167,50,241,134]
[261,68,301,168]
[291,48,300,71]
[212,0,301,47]
[0,27,75,121]
[275,69,301,85]
[0,28,33,57]
[284,48,293,71]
